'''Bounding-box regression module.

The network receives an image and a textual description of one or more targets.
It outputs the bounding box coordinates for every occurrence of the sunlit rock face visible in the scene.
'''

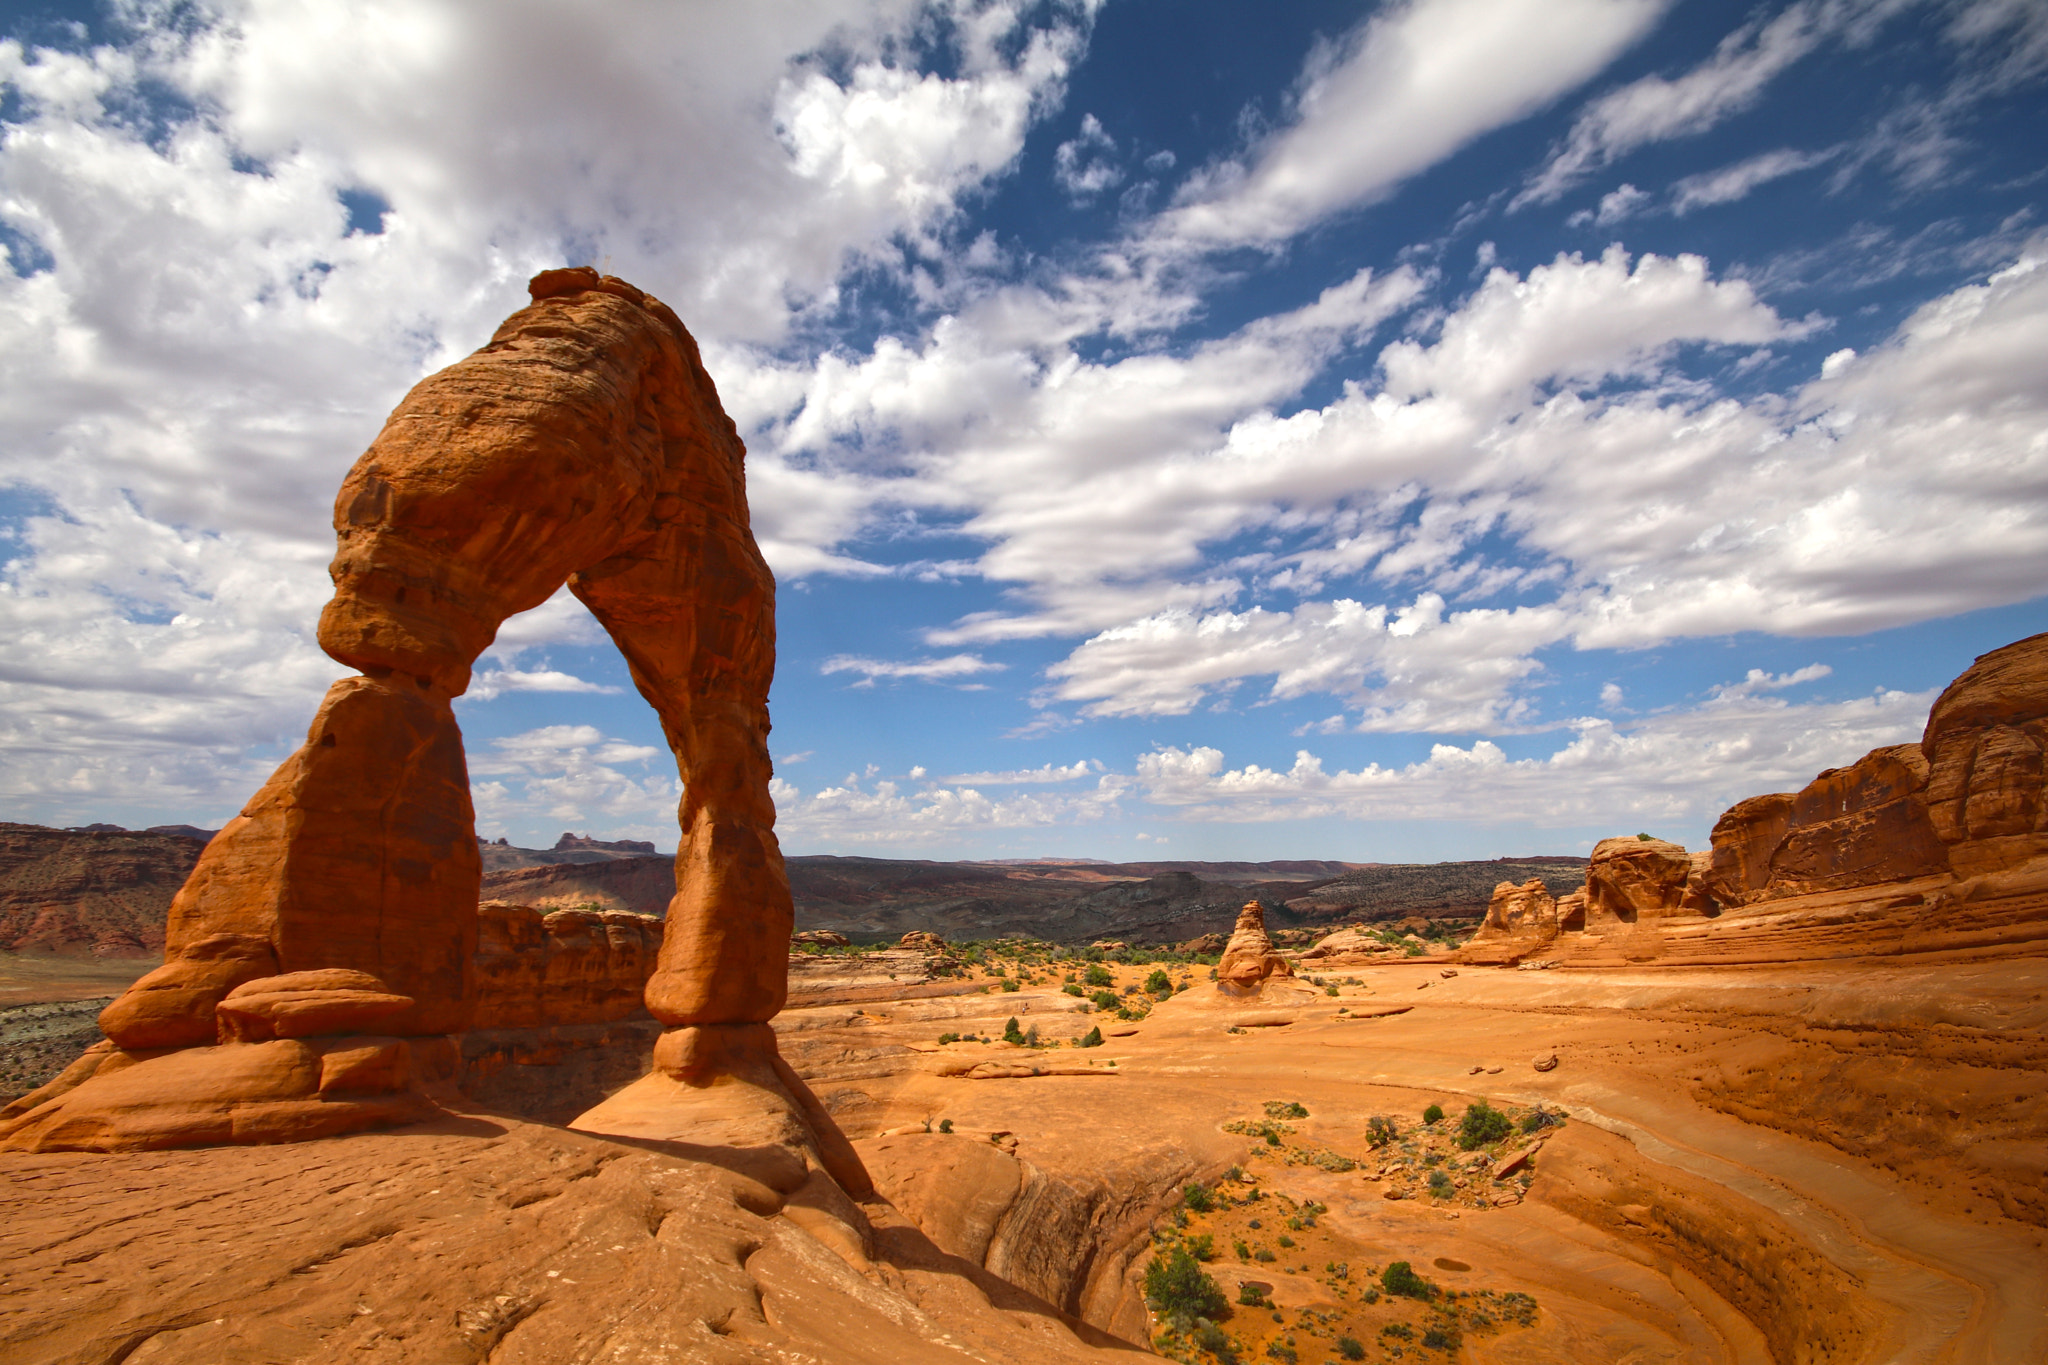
[2,269,804,1154]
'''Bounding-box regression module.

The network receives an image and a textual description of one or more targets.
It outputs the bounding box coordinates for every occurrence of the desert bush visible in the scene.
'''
[938,1032,959,1044]
[1276,1234,1294,1249]
[1422,1103,1445,1125]
[1002,1017,1025,1044]
[1366,1116,1398,1147]
[1427,1170,1452,1197]
[1192,1322,1238,1363]
[1078,1026,1103,1047]
[1183,1183,1216,1212]
[937,1119,953,1133]
[1336,1335,1365,1360]
[1092,989,1120,1010]
[1234,1239,1251,1260]
[1237,1282,1267,1307]
[1025,1024,1040,1047]
[1142,1244,1226,1329]
[1223,1164,1244,1182]
[1188,1233,1215,1261]
[999,977,1020,992]
[1381,1260,1433,1300]
[1325,984,1340,996]
[1254,1247,1276,1263]
[1381,1323,1414,1340]
[1520,1105,1562,1134]
[1063,983,1084,996]
[1458,1101,1513,1150]
[1265,1341,1297,1363]
[1145,968,1173,996]
[1084,963,1113,987]
[1263,1101,1309,1119]
[1422,1325,1459,1350]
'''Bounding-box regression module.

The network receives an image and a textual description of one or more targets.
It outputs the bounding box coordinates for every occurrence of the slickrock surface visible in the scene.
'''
[768,951,2048,1364]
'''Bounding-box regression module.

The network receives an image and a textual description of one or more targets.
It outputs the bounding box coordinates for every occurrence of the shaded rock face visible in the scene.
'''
[1922,631,2048,877]
[1217,902,1293,990]
[3,269,797,1154]
[1458,878,1559,962]
[471,901,663,1030]
[1585,838,1693,926]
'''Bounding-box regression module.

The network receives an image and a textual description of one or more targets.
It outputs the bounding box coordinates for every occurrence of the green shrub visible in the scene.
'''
[1192,1322,1238,1364]
[1254,1247,1276,1263]
[1000,977,1020,992]
[1422,1325,1459,1350]
[1078,1026,1103,1048]
[1520,1105,1561,1134]
[1183,1182,1216,1213]
[1366,1116,1399,1147]
[1092,989,1120,1010]
[1276,1234,1294,1249]
[1263,1101,1309,1119]
[938,1031,959,1044]
[1084,963,1113,987]
[1265,1341,1297,1363]
[1145,968,1173,996]
[1237,1282,1267,1306]
[1325,984,1339,996]
[1063,983,1084,996]
[937,1119,953,1134]
[1381,1261,1433,1300]
[1188,1233,1215,1261]
[1234,1240,1252,1260]
[1002,1017,1025,1044]
[1458,1101,1514,1150]
[1336,1336,1365,1360]
[1427,1170,1452,1197]
[1142,1244,1226,1329]
[1422,1103,1444,1125]
[1381,1323,1414,1340]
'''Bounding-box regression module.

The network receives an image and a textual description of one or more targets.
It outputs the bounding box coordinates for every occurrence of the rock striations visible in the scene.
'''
[1462,631,2048,966]
[0,270,838,1180]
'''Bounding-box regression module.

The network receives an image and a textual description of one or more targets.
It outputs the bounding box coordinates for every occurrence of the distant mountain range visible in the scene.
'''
[0,822,1586,956]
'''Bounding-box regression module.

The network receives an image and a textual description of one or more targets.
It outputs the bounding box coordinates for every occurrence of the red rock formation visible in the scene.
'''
[1459,878,1559,963]
[1922,632,2048,878]
[1584,837,1692,927]
[3,268,809,1155]
[1217,902,1294,990]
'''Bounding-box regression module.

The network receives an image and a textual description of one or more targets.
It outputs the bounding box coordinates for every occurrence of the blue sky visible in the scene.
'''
[0,0,2044,862]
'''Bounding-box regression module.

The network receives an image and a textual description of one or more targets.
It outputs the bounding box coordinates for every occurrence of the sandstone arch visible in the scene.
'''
[3,269,819,1155]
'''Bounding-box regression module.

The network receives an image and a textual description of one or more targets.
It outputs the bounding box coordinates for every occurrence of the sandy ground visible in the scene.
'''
[0,954,157,1007]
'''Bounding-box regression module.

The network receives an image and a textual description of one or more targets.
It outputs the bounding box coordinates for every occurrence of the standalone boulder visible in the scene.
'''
[1585,837,1692,926]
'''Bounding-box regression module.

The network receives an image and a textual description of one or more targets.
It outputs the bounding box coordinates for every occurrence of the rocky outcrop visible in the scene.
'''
[1217,902,1293,991]
[3,269,816,1157]
[1459,878,1560,964]
[1922,632,2048,878]
[1584,837,1693,927]
[471,901,663,1029]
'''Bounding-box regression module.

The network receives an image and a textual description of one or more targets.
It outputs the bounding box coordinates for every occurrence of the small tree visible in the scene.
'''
[1183,1182,1216,1213]
[1145,968,1173,996]
[1002,1016,1025,1045]
[1078,1026,1104,1047]
[1458,1100,1514,1150]
[1142,1244,1227,1330]
[1422,1103,1445,1125]
[1381,1260,1432,1300]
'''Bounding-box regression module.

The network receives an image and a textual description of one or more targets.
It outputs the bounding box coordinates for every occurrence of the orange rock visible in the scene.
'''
[214,970,414,1042]
[1922,631,2048,877]
[1217,902,1293,989]
[97,932,277,1050]
[13,268,803,1154]
[1585,837,1692,926]
[1762,744,1948,896]
[1459,878,1561,962]
[1702,793,1794,906]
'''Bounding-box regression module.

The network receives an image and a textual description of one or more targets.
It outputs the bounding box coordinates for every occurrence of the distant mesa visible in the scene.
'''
[553,831,659,855]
